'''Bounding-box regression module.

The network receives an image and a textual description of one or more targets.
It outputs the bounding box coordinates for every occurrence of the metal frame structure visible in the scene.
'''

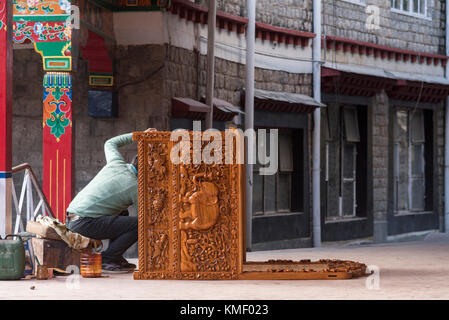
[11,163,55,234]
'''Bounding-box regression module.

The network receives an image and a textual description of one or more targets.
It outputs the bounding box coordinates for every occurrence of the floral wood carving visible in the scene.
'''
[133,131,243,280]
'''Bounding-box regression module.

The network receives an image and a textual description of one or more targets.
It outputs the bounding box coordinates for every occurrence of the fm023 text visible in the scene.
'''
[179,304,269,317]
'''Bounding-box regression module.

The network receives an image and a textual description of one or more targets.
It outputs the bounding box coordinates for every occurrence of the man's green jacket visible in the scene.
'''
[67,133,138,218]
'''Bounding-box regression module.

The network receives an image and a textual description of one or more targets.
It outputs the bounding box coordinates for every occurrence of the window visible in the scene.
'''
[391,0,427,17]
[340,107,360,217]
[343,108,360,143]
[393,109,426,212]
[253,129,303,215]
[325,106,368,220]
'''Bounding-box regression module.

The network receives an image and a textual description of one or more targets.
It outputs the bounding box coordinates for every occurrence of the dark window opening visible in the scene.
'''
[252,128,304,215]
[325,105,367,220]
[393,108,433,213]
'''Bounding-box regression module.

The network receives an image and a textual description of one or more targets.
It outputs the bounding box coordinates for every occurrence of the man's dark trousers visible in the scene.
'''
[67,215,138,264]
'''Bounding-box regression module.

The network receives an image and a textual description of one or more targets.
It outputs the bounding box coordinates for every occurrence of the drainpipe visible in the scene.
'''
[205,0,216,129]
[312,0,322,246]
[245,0,256,250]
[445,0,449,232]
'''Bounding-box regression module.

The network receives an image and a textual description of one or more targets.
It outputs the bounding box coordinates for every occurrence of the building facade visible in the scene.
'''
[7,0,449,251]
[319,0,448,243]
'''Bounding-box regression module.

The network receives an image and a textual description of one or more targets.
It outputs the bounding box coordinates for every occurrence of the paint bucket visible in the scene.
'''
[36,265,48,280]
[80,253,102,278]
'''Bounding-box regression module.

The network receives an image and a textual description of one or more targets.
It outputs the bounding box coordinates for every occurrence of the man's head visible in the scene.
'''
[131,155,138,172]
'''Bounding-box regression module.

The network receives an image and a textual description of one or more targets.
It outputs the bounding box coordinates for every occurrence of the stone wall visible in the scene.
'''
[12,45,167,195]
[12,45,167,257]
[196,0,313,32]
[73,44,168,194]
[12,49,44,191]
[12,44,312,195]
[198,0,445,55]
[323,0,445,54]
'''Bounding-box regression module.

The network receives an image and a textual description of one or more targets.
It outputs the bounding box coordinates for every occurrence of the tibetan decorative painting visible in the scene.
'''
[12,0,72,71]
[42,72,72,222]
[0,0,7,32]
[132,131,244,280]
[12,0,73,221]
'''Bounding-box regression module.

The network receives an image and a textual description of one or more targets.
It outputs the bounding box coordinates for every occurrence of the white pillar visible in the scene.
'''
[445,98,449,232]
[445,0,449,232]
[245,0,256,250]
[312,0,322,246]
[205,0,216,129]
[0,177,12,238]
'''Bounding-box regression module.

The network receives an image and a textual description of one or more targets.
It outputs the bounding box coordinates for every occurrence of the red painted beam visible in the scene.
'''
[321,67,341,77]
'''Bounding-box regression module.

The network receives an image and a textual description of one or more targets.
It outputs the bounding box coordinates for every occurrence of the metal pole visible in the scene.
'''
[312,0,322,246]
[0,0,13,238]
[205,0,216,129]
[444,0,449,232]
[245,0,256,250]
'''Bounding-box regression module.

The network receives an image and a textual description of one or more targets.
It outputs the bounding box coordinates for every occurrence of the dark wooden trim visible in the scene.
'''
[322,68,449,103]
[323,35,448,67]
[389,99,437,110]
[322,93,370,106]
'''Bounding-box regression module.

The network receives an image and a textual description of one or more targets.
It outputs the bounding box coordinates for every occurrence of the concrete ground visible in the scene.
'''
[1,233,449,300]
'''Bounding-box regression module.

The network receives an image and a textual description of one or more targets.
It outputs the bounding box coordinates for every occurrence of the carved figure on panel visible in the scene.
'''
[179,179,219,231]
[147,143,167,179]
[180,231,197,272]
[148,186,167,226]
[148,231,168,271]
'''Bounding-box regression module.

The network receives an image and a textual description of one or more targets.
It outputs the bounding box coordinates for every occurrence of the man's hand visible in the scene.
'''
[145,128,157,132]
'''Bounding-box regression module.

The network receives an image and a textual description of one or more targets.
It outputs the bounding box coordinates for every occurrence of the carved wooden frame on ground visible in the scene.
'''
[132,130,368,280]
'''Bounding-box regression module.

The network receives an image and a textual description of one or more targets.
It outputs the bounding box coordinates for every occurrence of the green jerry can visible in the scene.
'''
[0,235,25,280]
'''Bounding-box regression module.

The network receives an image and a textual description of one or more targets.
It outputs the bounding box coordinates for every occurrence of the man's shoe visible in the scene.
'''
[118,257,136,270]
[101,262,134,274]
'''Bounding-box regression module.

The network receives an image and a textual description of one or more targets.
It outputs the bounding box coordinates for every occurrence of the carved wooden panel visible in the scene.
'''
[133,131,243,280]
[133,131,368,281]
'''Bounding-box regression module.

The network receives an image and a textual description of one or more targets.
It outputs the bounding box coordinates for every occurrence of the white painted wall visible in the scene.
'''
[112,11,444,78]
[165,12,313,73]
[114,11,314,74]
[323,47,445,78]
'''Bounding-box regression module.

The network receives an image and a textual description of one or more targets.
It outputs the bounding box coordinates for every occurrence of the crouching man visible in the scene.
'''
[66,128,154,273]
